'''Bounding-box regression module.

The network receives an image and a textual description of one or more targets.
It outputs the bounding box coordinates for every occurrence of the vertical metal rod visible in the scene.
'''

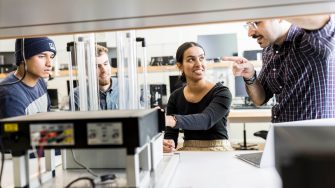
[243,123,247,149]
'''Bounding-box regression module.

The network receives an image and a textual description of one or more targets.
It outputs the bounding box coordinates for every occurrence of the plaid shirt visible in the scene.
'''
[258,17,335,123]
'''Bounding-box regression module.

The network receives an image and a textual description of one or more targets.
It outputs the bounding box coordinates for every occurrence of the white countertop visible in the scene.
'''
[2,151,282,188]
[168,151,282,188]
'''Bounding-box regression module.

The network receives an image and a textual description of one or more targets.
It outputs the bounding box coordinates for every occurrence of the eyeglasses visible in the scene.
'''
[244,21,259,31]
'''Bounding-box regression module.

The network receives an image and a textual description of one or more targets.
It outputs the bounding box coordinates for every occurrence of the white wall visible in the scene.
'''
[0,39,15,51]
[135,21,261,59]
[75,23,256,59]
[228,122,270,145]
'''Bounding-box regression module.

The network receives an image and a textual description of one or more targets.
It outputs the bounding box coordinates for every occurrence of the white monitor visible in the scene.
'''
[236,118,335,169]
[274,118,335,187]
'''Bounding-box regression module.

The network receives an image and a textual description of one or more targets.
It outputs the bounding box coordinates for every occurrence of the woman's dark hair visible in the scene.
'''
[175,42,205,82]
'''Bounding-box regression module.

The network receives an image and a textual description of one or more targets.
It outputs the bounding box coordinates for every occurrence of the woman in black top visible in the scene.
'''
[164,42,232,152]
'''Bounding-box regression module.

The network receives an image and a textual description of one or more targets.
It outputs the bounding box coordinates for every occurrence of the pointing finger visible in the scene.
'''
[223,56,248,64]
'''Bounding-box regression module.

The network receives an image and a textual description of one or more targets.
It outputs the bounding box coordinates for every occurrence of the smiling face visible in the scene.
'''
[247,19,283,48]
[177,46,206,83]
[96,53,111,87]
[26,51,54,79]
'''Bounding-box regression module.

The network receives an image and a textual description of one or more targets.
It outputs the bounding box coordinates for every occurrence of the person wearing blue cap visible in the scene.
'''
[0,37,57,119]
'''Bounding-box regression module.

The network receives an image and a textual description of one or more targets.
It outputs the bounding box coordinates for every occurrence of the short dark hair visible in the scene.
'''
[175,42,205,82]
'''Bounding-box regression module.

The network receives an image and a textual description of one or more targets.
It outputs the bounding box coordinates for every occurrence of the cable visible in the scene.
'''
[37,145,44,185]
[0,38,27,86]
[70,149,98,177]
[70,149,117,184]
[0,136,5,188]
[65,177,95,188]
[0,68,27,86]
[0,38,28,184]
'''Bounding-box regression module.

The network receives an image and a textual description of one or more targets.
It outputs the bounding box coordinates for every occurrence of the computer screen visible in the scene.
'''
[197,33,238,59]
[0,52,15,65]
[149,84,167,108]
[235,76,248,97]
[243,50,263,60]
[47,89,59,109]
[111,58,117,68]
[66,80,78,95]
[169,75,184,94]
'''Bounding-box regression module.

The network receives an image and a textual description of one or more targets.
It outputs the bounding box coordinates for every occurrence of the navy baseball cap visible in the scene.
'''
[15,37,57,66]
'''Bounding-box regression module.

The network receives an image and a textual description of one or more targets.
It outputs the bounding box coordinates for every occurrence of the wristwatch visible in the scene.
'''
[243,71,257,85]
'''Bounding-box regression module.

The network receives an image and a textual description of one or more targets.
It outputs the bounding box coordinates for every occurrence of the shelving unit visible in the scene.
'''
[0,61,262,79]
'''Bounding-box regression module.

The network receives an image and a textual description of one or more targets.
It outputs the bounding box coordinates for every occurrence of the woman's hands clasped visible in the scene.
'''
[163,139,176,153]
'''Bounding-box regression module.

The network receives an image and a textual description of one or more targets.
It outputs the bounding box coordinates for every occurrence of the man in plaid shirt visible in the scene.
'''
[226,15,335,123]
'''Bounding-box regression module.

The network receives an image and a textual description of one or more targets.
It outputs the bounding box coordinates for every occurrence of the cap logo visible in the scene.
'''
[49,43,56,51]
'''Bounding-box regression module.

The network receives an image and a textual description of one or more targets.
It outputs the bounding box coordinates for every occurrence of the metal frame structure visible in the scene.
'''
[0,0,334,38]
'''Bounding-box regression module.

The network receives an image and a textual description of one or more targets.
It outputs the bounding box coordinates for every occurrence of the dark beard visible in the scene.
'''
[99,79,110,86]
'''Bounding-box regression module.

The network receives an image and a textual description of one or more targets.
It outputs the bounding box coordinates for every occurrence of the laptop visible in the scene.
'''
[236,118,335,168]
[235,123,275,168]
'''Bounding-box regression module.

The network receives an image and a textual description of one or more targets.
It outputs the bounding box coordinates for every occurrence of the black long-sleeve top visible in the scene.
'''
[164,82,232,147]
